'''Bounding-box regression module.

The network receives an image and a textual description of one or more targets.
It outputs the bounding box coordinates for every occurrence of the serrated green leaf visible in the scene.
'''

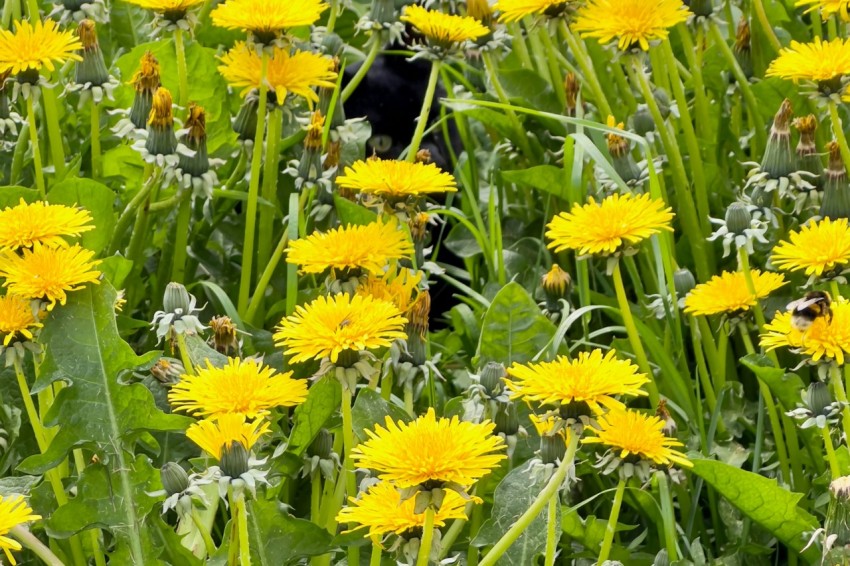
[247,499,334,565]
[0,475,39,496]
[333,195,378,226]
[351,388,410,443]
[287,377,342,458]
[183,333,228,369]
[47,177,116,254]
[689,458,819,562]
[477,282,557,366]
[740,354,804,409]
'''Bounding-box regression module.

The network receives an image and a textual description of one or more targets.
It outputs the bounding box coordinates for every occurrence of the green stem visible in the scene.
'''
[829,364,850,445]
[416,506,436,566]
[597,478,626,564]
[170,190,192,284]
[677,24,712,142]
[109,175,157,254]
[370,542,382,566]
[257,107,282,273]
[656,472,678,561]
[544,493,558,566]
[174,28,189,108]
[751,0,782,54]
[612,260,659,405]
[829,101,850,172]
[24,0,38,18]
[822,425,841,479]
[190,507,217,557]
[404,382,414,417]
[175,333,195,376]
[235,492,251,566]
[25,95,44,198]
[90,99,101,178]
[341,37,382,102]
[341,385,360,566]
[10,525,64,566]
[237,51,270,314]
[40,87,66,180]
[326,0,339,34]
[507,22,533,69]
[482,52,533,158]
[479,432,580,566]
[558,21,612,118]
[407,61,441,161]
[245,229,288,326]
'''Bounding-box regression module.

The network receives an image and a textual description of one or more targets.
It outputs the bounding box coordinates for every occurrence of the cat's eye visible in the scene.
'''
[368,134,393,153]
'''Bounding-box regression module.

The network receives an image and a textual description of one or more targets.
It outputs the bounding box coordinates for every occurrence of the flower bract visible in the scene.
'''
[546,193,674,256]
[505,349,649,414]
[351,407,506,489]
[286,221,414,276]
[683,270,787,316]
[274,294,407,364]
[168,357,308,418]
[0,199,94,251]
[572,0,691,51]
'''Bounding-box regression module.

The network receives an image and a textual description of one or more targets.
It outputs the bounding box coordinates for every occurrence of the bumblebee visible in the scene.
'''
[786,291,833,331]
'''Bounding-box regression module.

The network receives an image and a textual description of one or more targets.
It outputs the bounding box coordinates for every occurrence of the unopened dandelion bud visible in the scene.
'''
[540,431,566,465]
[219,441,250,478]
[606,117,641,183]
[233,91,260,142]
[178,103,210,177]
[163,281,192,314]
[494,402,519,436]
[807,381,834,417]
[673,268,696,296]
[795,114,822,187]
[146,88,177,156]
[308,428,334,460]
[409,212,430,244]
[370,0,396,26]
[208,315,238,355]
[75,20,109,87]
[298,111,326,181]
[724,202,752,235]
[653,88,671,119]
[129,52,161,129]
[822,142,850,220]
[324,140,341,171]
[564,72,579,116]
[760,99,796,178]
[160,462,190,496]
[479,361,506,395]
[734,19,753,79]
[632,104,655,136]
[541,264,571,303]
[684,0,712,17]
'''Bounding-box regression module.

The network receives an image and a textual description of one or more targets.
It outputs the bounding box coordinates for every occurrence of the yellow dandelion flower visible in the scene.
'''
[211,0,328,37]
[766,37,850,84]
[336,481,474,541]
[761,299,850,365]
[168,357,308,419]
[583,408,692,468]
[683,270,787,316]
[336,158,458,198]
[286,220,414,276]
[0,20,82,76]
[796,0,850,21]
[351,407,506,489]
[0,495,41,566]
[572,0,691,51]
[772,218,850,277]
[0,199,94,251]
[495,0,572,23]
[121,0,205,17]
[505,349,649,414]
[529,413,573,444]
[218,42,337,108]
[274,294,408,364]
[546,193,674,256]
[185,413,270,460]
[0,244,101,309]
[401,5,490,46]
[0,295,41,347]
[358,267,423,313]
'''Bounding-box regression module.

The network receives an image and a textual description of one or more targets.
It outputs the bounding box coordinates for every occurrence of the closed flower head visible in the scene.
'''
[186,413,270,460]
[583,408,692,468]
[168,357,308,418]
[684,270,786,316]
[546,193,674,256]
[336,481,472,541]
[772,218,850,277]
[0,20,82,76]
[336,158,458,198]
[0,495,41,566]
[505,349,649,415]
[572,0,691,51]
[274,293,407,364]
[286,220,414,276]
[218,42,337,108]
[0,244,101,309]
[351,407,506,489]
[0,199,94,251]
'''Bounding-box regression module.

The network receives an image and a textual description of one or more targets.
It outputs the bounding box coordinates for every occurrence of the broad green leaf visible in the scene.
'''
[0,475,39,496]
[19,283,190,473]
[99,255,135,289]
[477,282,557,366]
[351,388,410,442]
[287,377,342,458]
[501,165,568,199]
[472,460,552,564]
[247,499,334,565]
[47,177,116,254]
[689,458,819,562]
[334,195,378,226]
[183,333,229,369]
[150,514,205,566]
[499,69,560,115]
[740,354,805,409]
[0,186,38,208]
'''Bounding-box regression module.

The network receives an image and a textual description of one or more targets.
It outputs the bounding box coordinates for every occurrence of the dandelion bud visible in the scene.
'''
[821,142,850,220]
[684,0,712,17]
[494,402,519,436]
[724,202,752,235]
[178,103,210,178]
[794,115,822,188]
[479,362,506,396]
[233,91,260,142]
[75,20,109,87]
[606,117,641,183]
[298,111,326,182]
[807,381,834,417]
[163,281,192,314]
[541,264,572,305]
[208,315,238,355]
[734,19,752,79]
[219,441,250,478]
[540,431,566,465]
[406,290,430,366]
[564,72,579,117]
[673,268,696,296]
[150,357,184,384]
[129,52,161,129]
[632,104,655,136]
[369,0,396,26]
[307,428,334,460]
[160,462,190,496]
[760,99,796,179]
[324,140,341,171]
[146,87,177,157]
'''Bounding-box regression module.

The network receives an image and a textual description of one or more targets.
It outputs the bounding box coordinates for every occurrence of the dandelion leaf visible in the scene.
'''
[246,499,333,564]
